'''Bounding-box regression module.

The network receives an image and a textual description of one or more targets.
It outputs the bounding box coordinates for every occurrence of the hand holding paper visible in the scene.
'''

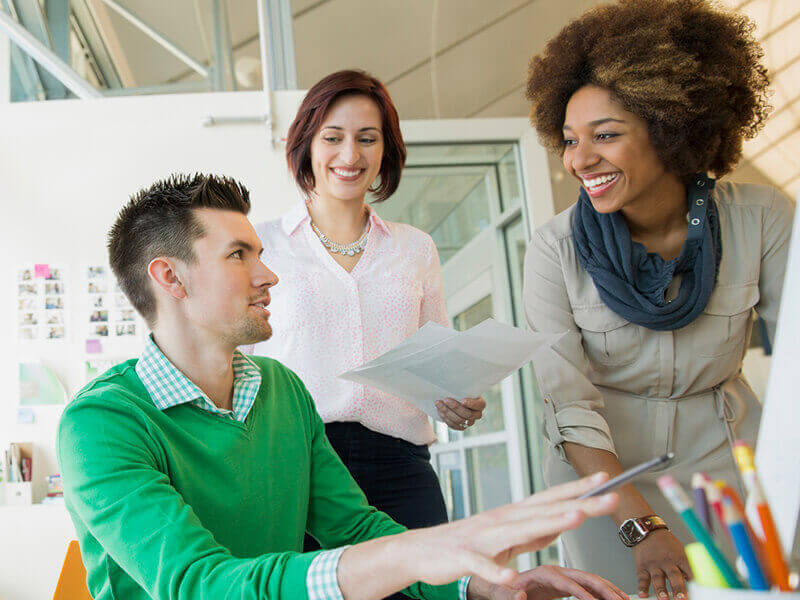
[436,396,486,430]
[339,318,562,420]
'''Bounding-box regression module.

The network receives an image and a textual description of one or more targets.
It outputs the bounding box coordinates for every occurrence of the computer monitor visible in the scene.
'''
[755,190,800,568]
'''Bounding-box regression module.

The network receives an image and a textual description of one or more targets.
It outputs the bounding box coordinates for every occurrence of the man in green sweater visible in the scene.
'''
[57,174,627,600]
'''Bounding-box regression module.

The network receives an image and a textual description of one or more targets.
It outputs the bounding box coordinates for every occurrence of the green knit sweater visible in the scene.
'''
[57,356,459,600]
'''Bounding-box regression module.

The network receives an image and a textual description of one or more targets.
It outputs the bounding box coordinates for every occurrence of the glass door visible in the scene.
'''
[373,120,559,567]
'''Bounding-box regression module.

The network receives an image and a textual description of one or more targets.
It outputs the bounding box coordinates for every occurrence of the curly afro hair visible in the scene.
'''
[526,0,771,179]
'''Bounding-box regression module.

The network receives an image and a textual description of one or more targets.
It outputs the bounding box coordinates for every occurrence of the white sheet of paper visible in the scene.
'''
[340,318,562,420]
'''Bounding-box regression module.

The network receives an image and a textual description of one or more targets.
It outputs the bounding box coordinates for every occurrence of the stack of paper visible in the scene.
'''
[340,318,561,420]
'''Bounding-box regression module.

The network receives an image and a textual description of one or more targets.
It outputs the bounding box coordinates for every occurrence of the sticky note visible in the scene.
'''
[35,264,51,278]
[86,339,102,354]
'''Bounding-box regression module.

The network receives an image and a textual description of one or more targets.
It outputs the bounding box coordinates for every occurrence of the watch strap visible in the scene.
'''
[641,515,668,531]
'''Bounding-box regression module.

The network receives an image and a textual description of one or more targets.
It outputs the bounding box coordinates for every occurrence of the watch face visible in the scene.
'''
[619,519,647,546]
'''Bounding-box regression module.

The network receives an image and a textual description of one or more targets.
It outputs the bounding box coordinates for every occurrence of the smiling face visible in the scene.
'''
[562,85,672,214]
[309,94,384,204]
[178,209,278,347]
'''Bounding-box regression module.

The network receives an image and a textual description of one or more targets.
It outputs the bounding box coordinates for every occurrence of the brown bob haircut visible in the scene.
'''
[526,0,771,180]
[285,69,406,202]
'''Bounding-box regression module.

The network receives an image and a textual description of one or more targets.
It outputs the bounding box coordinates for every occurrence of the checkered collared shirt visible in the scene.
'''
[306,550,470,600]
[135,335,261,422]
[135,335,469,599]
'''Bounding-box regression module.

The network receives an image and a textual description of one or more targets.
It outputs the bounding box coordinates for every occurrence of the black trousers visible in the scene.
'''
[304,422,449,599]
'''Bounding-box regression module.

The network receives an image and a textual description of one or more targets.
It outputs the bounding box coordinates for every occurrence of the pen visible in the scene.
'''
[578,452,674,499]
[733,441,791,591]
[657,475,742,588]
[721,496,769,590]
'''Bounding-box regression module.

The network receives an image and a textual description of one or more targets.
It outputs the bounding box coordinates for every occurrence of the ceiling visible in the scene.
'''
[52,0,800,198]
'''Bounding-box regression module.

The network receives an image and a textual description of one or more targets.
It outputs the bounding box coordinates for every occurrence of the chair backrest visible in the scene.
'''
[52,540,92,600]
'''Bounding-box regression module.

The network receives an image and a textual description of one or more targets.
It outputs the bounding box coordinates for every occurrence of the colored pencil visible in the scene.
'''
[705,476,727,538]
[692,472,713,533]
[657,475,742,588]
[717,481,771,586]
[685,542,729,588]
[733,441,792,591]
[721,496,770,590]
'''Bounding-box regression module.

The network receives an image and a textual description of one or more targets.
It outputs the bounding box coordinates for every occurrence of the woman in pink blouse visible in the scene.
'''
[251,70,485,574]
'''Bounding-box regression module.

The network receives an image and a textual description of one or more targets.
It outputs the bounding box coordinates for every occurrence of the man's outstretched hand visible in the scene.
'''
[338,472,620,600]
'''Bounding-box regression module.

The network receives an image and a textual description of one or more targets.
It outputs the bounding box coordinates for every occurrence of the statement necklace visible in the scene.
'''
[311,220,370,256]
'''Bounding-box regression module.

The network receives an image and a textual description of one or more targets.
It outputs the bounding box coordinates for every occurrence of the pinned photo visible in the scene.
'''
[90,310,109,323]
[94,324,109,337]
[88,266,106,279]
[93,295,105,308]
[116,324,137,337]
[47,326,65,340]
[47,268,63,281]
[45,282,64,295]
[18,269,33,281]
[88,281,107,294]
[18,298,36,310]
[18,327,36,341]
[115,293,130,307]
[45,296,64,310]
[18,283,37,296]
[19,312,38,326]
[47,312,64,325]
[119,309,135,322]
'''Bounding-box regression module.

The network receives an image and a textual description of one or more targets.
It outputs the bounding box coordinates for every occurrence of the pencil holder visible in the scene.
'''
[689,582,800,599]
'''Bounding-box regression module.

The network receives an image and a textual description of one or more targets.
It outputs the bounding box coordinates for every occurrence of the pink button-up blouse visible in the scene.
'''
[250,202,448,445]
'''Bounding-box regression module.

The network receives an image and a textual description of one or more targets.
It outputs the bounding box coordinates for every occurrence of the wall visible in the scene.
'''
[0,89,304,600]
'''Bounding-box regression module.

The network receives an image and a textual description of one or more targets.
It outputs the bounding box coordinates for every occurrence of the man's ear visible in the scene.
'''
[147,257,187,299]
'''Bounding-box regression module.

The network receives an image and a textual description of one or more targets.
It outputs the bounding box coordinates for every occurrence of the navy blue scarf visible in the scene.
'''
[572,175,722,331]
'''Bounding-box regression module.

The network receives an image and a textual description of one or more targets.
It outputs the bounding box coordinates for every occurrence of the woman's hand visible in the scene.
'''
[471,565,629,600]
[561,443,693,599]
[633,529,693,599]
[436,397,486,430]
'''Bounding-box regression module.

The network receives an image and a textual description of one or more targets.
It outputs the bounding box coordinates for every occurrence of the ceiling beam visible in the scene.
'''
[99,0,209,78]
[467,82,526,118]
[2,0,46,100]
[9,0,68,98]
[758,10,800,44]
[78,0,132,87]
[768,92,800,120]
[747,123,800,161]
[0,8,101,97]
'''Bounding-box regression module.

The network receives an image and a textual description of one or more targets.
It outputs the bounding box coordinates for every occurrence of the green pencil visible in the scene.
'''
[657,476,742,589]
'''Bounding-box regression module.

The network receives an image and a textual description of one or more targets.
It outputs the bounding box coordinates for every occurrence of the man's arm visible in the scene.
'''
[334,474,619,600]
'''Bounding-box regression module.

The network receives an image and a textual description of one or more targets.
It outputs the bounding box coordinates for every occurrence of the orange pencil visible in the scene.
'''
[733,441,791,591]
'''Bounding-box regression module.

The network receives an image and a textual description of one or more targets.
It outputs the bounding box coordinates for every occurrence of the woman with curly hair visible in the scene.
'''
[523,0,794,597]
